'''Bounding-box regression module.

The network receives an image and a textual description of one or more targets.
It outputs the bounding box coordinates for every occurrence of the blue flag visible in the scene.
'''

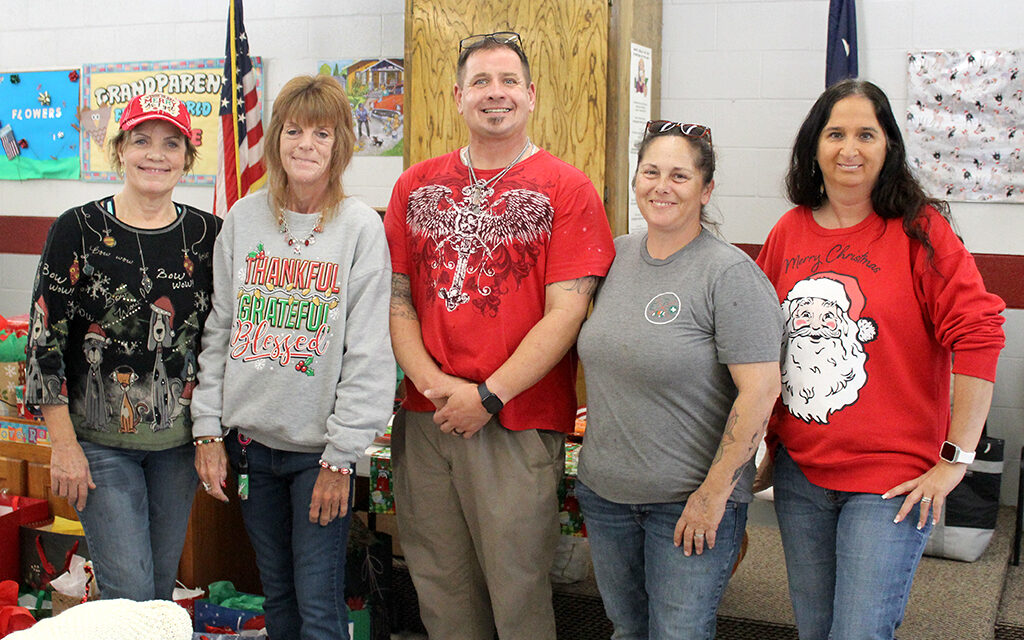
[826,0,858,87]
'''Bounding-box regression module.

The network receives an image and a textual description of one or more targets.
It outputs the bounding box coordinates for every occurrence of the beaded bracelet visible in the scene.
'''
[193,436,225,446]
[319,459,353,475]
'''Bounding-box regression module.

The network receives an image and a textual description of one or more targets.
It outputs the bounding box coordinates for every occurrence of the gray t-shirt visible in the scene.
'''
[577,230,783,504]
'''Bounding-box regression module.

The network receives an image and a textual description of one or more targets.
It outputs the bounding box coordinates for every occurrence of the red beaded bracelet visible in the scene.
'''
[319,459,353,475]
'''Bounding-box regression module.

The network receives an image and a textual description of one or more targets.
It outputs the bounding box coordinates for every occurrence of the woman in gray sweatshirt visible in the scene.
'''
[191,75,395,640]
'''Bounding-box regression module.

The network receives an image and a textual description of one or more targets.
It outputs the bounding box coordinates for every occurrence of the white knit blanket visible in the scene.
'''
[8,599,192,640]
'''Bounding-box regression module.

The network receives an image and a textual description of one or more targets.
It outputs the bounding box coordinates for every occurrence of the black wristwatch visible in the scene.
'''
[477,382,504,414]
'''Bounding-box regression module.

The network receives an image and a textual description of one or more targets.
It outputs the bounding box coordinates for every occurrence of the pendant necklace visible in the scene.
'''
[120,202,181,296]
[180,213,194,276]
[136,231,153,295]
[277,210,324,254]
[465,138,532,206]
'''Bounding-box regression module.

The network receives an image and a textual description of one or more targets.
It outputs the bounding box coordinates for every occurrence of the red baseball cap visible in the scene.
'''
[119,93,191,136]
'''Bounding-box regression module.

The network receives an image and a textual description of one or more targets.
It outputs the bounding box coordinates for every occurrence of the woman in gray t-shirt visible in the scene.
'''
[576,121,783,640]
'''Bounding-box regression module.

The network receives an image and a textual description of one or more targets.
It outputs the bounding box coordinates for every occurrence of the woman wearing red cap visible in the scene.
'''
[756,79,1005,639]
[25,93,221,601]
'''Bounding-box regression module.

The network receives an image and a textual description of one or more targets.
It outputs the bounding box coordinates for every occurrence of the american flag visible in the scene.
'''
[214,0,265,217]
[0,124,19,161]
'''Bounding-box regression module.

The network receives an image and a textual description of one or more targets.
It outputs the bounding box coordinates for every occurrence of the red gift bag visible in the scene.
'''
[0,496,49,582]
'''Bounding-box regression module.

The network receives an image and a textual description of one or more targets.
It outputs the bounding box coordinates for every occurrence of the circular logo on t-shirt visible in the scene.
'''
[645,292,681,324]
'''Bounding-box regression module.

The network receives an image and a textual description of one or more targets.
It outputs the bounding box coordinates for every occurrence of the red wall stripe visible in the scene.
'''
[0,218,1021,308]
[0,216,54,256]
[736,243,1024,309]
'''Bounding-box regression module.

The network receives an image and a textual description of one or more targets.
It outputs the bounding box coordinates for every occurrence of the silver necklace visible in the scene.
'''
[277,210,324,254]
[465,138,532,206]
[136,232,153,294]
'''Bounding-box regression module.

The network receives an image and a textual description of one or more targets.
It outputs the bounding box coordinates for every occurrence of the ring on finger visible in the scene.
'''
[202,482,212,491]
[452,428,464,436]
[694,532,705,538]
[920,496,932,503]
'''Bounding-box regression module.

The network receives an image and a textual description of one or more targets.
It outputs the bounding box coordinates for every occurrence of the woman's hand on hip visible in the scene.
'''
[674,485,727,556]
[883,461,967,530]
[309,468,351,526]
[49,441,95,511]
[194,441,230,503]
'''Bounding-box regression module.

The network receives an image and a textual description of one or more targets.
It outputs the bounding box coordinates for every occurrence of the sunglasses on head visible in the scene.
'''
[645,120,712,143]
[459,31,524,54]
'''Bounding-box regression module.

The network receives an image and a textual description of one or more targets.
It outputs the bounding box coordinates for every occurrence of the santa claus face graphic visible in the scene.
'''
[781,273,877,424]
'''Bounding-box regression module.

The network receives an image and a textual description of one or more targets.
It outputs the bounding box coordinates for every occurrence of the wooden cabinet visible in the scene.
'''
[26,460,78,521]
[0,439,51,504]
[178,474,262,594]
[0,454,27,496]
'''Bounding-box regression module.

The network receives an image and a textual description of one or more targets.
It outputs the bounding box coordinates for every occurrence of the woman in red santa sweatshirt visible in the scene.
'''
[756,79,1005,640]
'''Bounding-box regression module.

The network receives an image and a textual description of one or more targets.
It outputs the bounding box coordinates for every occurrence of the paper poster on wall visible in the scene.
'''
[628,44,652,233]
[0,69,81,180]
[906,50,1024,202]
[79,58,263,184]
[317,59,404,157]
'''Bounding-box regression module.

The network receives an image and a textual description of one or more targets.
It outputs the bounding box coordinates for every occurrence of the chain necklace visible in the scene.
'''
[465,138,532,206]
[136,231,153,294]
[181,215,194,276]
[277,210,324,254]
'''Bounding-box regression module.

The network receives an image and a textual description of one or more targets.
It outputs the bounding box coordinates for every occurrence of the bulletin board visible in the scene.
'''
[79,58,262,184]
[0,69,81,180]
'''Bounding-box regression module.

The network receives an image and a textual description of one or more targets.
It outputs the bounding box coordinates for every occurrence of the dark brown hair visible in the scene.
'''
[456,38,531,86]
[634,125,717,228]
[786,78,952,261]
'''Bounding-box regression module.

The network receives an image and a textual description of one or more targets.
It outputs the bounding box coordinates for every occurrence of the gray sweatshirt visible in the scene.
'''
[192,192,395,467]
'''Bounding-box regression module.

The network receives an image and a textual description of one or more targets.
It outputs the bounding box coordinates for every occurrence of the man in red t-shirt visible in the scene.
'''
[384,31,614,640]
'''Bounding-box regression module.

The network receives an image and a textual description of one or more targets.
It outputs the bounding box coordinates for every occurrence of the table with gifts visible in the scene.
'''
[367,441,586,537]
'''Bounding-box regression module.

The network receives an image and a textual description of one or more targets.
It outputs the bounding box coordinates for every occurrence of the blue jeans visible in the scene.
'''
[76,440,197,600]
[226,436,352,640]
[773,446,933,640]
[576,480,747,640]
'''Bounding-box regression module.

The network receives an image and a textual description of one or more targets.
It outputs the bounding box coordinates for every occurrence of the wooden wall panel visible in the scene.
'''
[406,0,608,196]
[605,0,662,236]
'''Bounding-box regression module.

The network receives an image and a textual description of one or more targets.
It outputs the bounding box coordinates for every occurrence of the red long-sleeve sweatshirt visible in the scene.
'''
[756,206,1005,493]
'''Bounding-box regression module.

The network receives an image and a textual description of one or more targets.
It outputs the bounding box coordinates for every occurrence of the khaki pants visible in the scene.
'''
[392,409,565,640]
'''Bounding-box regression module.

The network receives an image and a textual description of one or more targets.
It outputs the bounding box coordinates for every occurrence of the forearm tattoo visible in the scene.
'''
[390,273,418,321]
[711,408,764,486]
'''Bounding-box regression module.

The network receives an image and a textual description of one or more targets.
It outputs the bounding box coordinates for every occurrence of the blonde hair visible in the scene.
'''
[107,128,198,177]
[264,75,356,223]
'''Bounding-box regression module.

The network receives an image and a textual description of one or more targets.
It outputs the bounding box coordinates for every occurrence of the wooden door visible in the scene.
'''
[405,0,608,198]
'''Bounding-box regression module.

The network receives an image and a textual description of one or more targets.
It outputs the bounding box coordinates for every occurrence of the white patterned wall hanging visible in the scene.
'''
[906,50,1023,202]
